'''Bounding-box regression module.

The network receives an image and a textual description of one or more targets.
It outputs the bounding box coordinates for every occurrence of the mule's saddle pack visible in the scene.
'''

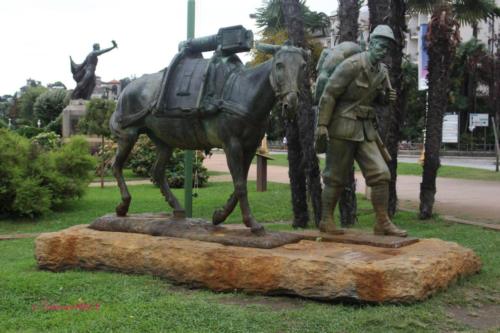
[153,25,254,119]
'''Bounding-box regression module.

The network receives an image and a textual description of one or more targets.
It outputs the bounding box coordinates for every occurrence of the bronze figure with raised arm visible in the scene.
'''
[70,40,118,99]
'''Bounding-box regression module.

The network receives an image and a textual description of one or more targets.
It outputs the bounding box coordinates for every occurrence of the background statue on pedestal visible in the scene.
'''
[70,41,117,99]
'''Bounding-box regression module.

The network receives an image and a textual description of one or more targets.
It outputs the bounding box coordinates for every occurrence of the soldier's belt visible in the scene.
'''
[355,105,375,119]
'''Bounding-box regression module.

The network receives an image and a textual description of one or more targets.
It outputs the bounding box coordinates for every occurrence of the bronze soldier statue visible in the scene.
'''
[70,41,118,99]
[315,25,407,237]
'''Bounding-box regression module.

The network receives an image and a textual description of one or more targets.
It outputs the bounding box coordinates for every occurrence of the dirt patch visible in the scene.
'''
[446,304,500,331]
[217,295,305,311]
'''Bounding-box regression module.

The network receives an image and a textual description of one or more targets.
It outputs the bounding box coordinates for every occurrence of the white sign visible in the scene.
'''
[469,113,489,131]
[442,113,458,143]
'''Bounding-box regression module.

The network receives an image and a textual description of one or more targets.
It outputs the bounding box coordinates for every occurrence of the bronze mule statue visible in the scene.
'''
[109,43,309,234]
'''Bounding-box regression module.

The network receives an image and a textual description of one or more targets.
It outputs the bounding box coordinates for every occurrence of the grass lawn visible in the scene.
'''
[260,153,500,182]
[94,169,228,183]
[1,182,499,332]
[93,169,147,182]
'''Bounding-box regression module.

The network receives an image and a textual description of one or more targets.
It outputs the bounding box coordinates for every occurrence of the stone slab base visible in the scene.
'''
[90,214,303,249]
[89,213,417,249]
[35,225,481,303]
[295,229,419,248]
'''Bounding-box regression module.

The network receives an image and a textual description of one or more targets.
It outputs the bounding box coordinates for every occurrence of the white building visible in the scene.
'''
[91,77,121,100]
[328,3,500,64]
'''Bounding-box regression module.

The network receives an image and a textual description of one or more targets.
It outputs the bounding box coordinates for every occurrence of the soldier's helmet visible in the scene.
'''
[370,25,396,43]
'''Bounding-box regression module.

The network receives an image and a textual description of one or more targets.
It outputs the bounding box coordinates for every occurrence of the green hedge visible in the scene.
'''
[128,136,209,188]
[0,129,95,217]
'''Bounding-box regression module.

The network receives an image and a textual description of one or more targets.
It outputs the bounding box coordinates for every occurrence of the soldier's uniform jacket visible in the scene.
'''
[318,51,389,142]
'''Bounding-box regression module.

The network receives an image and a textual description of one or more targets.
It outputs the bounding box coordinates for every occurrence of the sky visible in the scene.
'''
[0,0,337,95]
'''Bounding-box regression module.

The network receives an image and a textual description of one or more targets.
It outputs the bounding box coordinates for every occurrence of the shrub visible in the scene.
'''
[12,178,52,217]
[33,89,69,125]
[0,129,95,217]
[44,114,62,135]
[31,131,62,151]
[94,140,116,177]
[128,136,209,188]
[15,125,44,138]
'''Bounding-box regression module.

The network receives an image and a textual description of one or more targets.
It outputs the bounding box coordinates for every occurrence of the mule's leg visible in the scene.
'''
[212,149,255,225]
[212,151,251,224]
[149,136,184,216]
[226,143,264,234]
[113,132,138,216]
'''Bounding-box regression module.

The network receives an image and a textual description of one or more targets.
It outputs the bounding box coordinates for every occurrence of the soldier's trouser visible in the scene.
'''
[322,138,390,188]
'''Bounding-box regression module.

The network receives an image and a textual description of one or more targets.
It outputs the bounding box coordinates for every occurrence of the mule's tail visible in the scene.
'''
[109,97,150,138]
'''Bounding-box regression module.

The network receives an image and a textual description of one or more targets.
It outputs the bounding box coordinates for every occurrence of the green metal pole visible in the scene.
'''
[184,0,195,217]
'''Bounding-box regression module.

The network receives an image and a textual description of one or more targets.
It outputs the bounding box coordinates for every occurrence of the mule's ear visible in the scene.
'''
[256,42,281,54]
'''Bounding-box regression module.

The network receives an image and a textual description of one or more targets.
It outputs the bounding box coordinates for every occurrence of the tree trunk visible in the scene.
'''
[419,6,457,219]
[368,0,390,29]
[385,0,407,217]
[282,0,322,227]
[100,135,105,189]
[338,0,360,43]
[472,22,478,38]
[368,0,406,217]
[337,0,361,227]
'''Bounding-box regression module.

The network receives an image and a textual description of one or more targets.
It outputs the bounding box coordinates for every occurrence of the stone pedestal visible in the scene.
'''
[62,99,87,137]
[35,215,481,303]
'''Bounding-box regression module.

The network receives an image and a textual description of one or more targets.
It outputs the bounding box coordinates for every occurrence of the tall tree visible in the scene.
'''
[337,0,361,227]
[33,89,69,126]
[367,0,407,217]
[408,0,499,219]
[18,85,48,124]
[79,98,115,188]
[281,0,322,227]
[338,0,361,43]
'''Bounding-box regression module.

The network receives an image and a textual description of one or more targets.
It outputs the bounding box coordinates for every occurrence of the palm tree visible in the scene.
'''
[407,0,500,219]
[337,0,361,227]
[254,0,325,227]
[338,1,361,43]
[255,0,330,35]
[366,0,407,217]
[280,0,322,228]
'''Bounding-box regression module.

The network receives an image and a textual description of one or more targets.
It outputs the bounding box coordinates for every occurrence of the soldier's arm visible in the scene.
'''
[317,60,357,127]
[376,65,395,105]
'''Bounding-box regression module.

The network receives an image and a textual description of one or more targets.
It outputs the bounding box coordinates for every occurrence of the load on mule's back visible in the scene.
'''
[109,26,309,234]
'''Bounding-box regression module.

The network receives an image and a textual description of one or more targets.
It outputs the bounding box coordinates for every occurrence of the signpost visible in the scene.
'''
[184,0,195,217]
[442,113,458,143]
[468,113,489,131]
[492,117,500,172]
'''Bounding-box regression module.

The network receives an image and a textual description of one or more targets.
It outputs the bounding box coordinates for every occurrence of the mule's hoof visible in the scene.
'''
[173,209,186,219]
[115,205,128,217]
[212,209,226,225]
[251,224,266,236]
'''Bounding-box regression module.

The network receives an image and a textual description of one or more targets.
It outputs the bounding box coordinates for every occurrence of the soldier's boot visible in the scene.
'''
[318,185,344,234]
[371,184,408,237]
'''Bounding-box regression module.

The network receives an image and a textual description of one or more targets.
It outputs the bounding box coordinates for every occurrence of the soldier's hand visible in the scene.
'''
[315,125,328,154]
[315,125,328,138]
[388,88,397,102]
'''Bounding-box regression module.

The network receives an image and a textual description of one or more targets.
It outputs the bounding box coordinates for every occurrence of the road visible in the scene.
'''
[203,152,500,225]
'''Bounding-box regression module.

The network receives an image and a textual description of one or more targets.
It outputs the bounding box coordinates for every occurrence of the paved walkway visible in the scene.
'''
[202,152,500,226]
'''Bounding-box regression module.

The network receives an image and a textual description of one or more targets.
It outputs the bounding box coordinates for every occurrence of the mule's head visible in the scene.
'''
[256,42,310,118]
